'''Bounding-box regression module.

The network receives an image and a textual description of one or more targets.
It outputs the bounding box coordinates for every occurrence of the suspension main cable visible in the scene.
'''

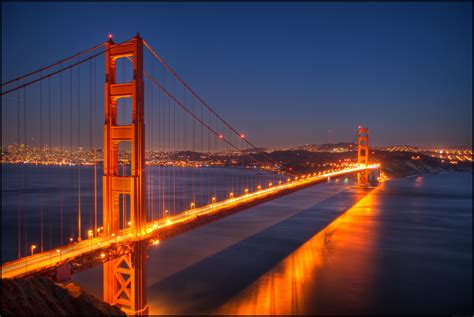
[143,40,298,176]
[1,41,106,87]
[2,37,135,97]
[144,70,274,171]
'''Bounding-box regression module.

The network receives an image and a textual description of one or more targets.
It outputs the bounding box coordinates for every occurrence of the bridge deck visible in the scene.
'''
[1,165,379,279]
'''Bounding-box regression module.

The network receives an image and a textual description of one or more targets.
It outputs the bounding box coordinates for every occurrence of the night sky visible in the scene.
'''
[2,2,472,148]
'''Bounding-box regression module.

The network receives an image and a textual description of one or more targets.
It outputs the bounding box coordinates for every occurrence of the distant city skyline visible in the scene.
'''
[2,2,472,148]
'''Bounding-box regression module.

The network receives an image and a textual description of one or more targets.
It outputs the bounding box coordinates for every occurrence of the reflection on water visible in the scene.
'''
[215,186,382,314]
[215,173,472,315]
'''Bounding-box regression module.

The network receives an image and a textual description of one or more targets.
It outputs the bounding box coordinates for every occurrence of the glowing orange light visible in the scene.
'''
[101,253,106,258]
[108,33,113,40]
[240,134,245,138]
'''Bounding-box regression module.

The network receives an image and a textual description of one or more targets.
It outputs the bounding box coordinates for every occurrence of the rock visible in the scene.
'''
[1,276,125,316]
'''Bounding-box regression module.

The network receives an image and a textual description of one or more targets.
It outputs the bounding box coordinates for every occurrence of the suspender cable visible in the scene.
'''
[70,67,73,241]
[59,65,64,245]
[93,58,97,235]
[17,83,21,258]
[89,60,93,233]
[23,87,28,256]
[48,76,52,249]
[39,72,44,253]
[77,61,82,241]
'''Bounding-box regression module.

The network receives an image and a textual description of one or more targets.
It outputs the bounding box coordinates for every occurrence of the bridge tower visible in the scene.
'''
[357,126,369,186]
[103,35,148,315]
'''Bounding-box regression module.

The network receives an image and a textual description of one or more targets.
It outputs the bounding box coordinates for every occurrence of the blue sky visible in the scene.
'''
[2,2,472,148]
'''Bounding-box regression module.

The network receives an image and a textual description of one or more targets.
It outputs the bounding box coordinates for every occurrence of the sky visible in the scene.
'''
[2,2,472,148]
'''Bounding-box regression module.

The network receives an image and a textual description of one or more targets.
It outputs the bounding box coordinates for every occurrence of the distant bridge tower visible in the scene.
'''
[103,35,148,315]
[357,126,369,186]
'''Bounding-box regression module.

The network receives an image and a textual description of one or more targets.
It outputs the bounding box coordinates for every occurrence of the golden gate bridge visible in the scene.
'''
[1,34,379,315]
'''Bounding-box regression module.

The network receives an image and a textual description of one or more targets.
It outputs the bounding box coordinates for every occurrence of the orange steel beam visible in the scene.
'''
[357,126,369,186]
[103,34,148,315]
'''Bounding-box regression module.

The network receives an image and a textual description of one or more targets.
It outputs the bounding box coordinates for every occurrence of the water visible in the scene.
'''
[1,164,281,262]
[3,168,472,314]
[214,173,472,314]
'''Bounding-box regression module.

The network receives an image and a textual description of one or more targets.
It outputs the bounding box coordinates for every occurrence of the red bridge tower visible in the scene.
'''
[102,35,148,315]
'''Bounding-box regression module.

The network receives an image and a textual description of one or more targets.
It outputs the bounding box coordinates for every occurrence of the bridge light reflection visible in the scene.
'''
[216,186,381,314]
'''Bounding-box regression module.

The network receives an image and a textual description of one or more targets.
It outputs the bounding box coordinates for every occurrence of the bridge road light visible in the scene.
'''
[229,192,234,198]
[244,188,249,195]
[30,245,37,256]
[87,230,93,251]
[56,249,61,262]
[190,202,195,209]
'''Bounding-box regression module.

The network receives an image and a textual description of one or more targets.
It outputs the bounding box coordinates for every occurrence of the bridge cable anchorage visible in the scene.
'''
[143,40,299,177]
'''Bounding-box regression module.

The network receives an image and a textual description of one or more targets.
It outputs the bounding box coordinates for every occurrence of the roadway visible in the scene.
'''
[1,164,379,279]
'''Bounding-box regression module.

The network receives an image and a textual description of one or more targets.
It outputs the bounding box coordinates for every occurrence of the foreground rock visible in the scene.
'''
[1,277,125,316]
